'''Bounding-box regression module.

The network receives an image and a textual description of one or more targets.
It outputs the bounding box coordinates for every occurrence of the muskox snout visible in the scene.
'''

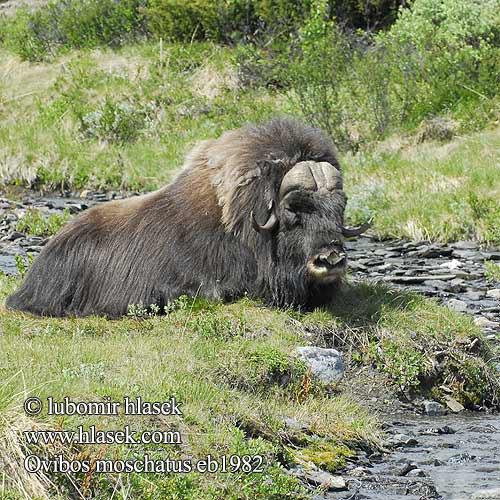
[307,246,347,282]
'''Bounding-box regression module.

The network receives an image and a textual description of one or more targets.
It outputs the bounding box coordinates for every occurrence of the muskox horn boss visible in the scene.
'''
[278,161,343,200]
[251,160,343,234]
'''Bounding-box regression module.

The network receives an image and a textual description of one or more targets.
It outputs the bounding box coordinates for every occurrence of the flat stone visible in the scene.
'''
[422,400,446,416]
[465,291,485,301]
[482,252,500,261]
[449,278,467,292]
[452,249,484,261]
[301,470,347,491]
[384,274,457,284]
[486,289,500,300]
[440,259,462,270]
[407,468,426,477]
[295,347,344,384]
[475,317,499,329]
[447,298,468,313]
[453,241,478,250]
[348,466,372,476]
[388,433,418,447]
[445,397,465,413]
[423,279,453,290]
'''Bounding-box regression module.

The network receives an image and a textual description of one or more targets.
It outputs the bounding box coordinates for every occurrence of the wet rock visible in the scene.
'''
[422,401,446,416]
[295,347,344,383]
[398,462,418,476]
[482,251,500,261]
[472,488,500,499]
[388,433,418,447]
[453,241,478,250]
[448,452,476,464]
[348,466,372,476]
[407,468,426,477]
[6,231,24,241]
[420,425,456,435]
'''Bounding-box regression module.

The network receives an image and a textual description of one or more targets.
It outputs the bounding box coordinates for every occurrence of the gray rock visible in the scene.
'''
[295,347,344,384]
[475,316,498,329]
[447,298,468,313]
[407,468,426,477]
[486,289,500,300]
[299,469,347,491]
[445,397,465,413]
[388,433,418,447]
[348,466,372,476]
[422,400,446,416]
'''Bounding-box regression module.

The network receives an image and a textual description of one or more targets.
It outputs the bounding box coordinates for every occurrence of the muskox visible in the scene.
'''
[6,118,370,318]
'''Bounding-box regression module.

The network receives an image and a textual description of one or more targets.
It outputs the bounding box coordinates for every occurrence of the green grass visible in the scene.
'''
[344,126,500,244]
[1,273,498,499]
[15,208,71,236]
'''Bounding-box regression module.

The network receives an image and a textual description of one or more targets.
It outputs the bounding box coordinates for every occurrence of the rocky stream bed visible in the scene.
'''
[0,191,499,500]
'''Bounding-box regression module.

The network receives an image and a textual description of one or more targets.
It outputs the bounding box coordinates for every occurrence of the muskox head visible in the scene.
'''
[247,159,371,306]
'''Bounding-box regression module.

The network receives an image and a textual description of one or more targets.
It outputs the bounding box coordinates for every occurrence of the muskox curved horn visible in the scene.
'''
[342,218,373,238]
[251,200,278,234]
[278,161,342,200]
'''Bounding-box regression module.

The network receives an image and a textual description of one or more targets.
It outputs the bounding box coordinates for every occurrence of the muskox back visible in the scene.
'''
[6,118,362,318]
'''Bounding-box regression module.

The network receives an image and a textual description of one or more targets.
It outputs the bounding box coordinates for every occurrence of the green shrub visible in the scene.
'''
[375,0,500,126]
[280,0,500,148]
[144,0,220,42]
[1,0,145,61]
[78,97,154,143]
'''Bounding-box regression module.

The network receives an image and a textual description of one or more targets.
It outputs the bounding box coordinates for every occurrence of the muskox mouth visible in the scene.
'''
[307,249,347,282]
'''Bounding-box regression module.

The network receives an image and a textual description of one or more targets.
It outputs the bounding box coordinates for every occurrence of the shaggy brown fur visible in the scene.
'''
[7,118,348,317]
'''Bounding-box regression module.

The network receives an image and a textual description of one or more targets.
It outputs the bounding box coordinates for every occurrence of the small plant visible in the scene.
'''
[468,192,500,244]
[14,254,34,278]
[127,302,161,318]
[372,340,426,392]
[485,261,500,282]
[79,98,154,143]
[187,312,246,339]
[16,209,71,237]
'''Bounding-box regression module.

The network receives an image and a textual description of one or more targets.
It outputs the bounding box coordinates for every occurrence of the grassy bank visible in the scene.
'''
[1,272,498,499]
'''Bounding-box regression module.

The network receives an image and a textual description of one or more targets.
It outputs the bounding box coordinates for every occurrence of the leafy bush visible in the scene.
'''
[268,0,500,149]
[144,0,220,42]
[1,0,145,61]
[78,97,155,143]
[376,0,500,127]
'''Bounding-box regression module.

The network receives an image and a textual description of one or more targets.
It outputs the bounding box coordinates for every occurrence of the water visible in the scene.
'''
[374,413,500,500]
